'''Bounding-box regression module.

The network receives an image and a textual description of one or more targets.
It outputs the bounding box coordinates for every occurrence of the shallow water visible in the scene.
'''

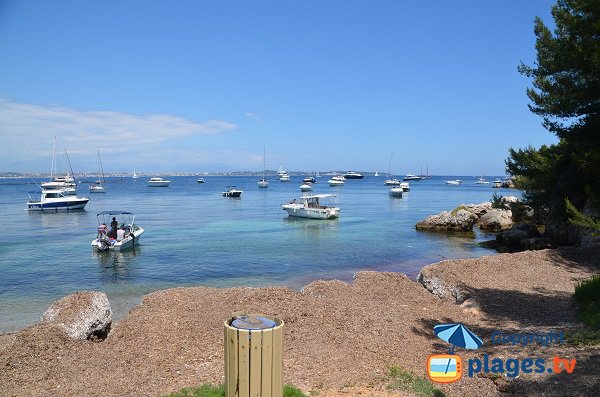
[0,175,514,332]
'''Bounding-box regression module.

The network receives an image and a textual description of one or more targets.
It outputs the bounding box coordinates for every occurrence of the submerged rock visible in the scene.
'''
[42,291,112,341]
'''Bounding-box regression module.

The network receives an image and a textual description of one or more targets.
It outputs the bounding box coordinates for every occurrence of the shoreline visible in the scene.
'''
[1,247,599,397]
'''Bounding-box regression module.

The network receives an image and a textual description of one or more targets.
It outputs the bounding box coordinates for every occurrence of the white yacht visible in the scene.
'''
[147,177,171,187]
[300,183,313,192]
[493,179,502,188]
[91,211,144,252]
[27,189,89,211]
[400,182,410,192]
[328,176,345,186]
[476,177,490,184]
[279,173,291,182]
[222,186,243,197]
[445,180,461,185]
[197,178,205,183]
[281,194,340,219]
[384,178,401,186]
[403,174,422,181]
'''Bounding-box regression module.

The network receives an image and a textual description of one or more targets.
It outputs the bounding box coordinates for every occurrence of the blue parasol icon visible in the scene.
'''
[434,323,483,353]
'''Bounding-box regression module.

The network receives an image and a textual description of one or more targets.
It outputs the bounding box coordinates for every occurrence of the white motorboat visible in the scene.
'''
[344,171,364,179]
[300,183,313,192]
[445,180,461,185]
[41,145,77,190]
[222,186,243,197]
[403,174,422,181]
[400,182,410,192]
[89,183,106,193]
[303,176,316,183]
[281,194,340,219]
[91,211,144,252]
[279,173,291,182]
[389,185,403,197]
[328,176,345,186]
[493,179,502,188]
[476,177,490,184]
[27,189,89,211]
[384,178,401,186]
[197,177,205,183]
[258,178,269,188]
[147,177,171,187]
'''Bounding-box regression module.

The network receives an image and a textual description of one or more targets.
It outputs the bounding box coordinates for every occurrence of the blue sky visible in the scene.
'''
[0,1,557,175]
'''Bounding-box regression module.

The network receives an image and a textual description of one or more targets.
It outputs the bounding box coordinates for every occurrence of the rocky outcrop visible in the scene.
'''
[42,291,112,341]
[415,209,478,232]
[478,208,513,231]
[463,202,492,217]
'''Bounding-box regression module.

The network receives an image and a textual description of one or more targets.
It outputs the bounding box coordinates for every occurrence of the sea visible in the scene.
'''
[0,175,515,333]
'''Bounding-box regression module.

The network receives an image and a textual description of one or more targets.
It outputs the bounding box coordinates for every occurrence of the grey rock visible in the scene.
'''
[415,209,478,232]
[478,208,513,232]
[519,237,553,250]
[42,291,112,340]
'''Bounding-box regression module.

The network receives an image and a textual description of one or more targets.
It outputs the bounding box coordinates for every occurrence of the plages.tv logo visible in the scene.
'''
[426,323,483,383]
[427,323,577,383]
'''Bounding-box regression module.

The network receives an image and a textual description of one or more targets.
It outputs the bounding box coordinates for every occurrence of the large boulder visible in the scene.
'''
[496,223,542,250]
[42,291,112,341]
[415,209,478,232]
[478,208,513,232]
[463,202,492,218]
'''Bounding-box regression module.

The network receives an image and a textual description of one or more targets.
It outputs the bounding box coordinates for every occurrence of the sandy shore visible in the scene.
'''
[1,247,599,397]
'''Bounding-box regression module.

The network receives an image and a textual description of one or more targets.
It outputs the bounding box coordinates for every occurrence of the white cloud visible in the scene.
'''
[0,98,237,170]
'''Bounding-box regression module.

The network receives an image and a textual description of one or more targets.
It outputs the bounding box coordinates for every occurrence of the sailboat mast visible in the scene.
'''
[50,137,56,180]
[387,152,394,177]
[263,146,266,178]
[65,149,75,182]
[98,150,105,183]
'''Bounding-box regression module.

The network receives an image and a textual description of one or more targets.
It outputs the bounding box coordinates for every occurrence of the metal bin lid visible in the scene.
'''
[231,315,276,330]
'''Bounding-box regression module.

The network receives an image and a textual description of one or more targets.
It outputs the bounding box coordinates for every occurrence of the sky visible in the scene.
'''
[0,1,558,175]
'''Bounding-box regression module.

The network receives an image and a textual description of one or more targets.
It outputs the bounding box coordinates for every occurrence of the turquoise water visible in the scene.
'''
[0,175,513,332]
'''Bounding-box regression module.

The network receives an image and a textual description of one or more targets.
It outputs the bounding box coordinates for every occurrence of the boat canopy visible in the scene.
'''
[96,211,134,216]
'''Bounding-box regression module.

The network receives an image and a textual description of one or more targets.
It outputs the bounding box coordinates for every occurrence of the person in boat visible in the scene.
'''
[116,228,125,242]
[109,217,118,239]
[97,223,108,239]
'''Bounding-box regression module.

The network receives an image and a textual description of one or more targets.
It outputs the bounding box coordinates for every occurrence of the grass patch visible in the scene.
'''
[161,384,307,397]
[450,205,468,216]
[569,274,600,345]
[386,366,445,397]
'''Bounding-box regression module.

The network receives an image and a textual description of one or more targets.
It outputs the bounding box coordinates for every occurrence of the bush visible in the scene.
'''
[574,274,600,330]
[162,384,308,397]
[386,366,445,397]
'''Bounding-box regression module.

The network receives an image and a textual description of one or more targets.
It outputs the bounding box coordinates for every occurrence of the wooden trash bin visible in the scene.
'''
[224,314,284,397]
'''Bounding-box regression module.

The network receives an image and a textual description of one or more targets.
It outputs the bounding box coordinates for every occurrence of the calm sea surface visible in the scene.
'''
[0,175,515,332]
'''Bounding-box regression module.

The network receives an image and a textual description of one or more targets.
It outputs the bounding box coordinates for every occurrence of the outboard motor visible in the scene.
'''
[97,236,111,252]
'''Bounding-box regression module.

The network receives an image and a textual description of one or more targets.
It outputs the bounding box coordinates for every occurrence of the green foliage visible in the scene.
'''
[162,384,308,397]
[509,0,600,224]
[386,366,445,397]
[161,384,225,397]
[491,193,506,209]
[565,198,600,232]
[574,274,600,330]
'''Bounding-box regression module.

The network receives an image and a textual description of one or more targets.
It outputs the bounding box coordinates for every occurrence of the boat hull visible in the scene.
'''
[222,191,242,197]
[389,188,403,197]
[147,182,170,187]
[27,198,89,211]
[282,205,339,219]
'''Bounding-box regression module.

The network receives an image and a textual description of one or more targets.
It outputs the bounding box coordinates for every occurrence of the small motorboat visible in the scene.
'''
[445,180,461,185]
[493,179,502,188]
[328,176,345,186]
[389,184,403,197]
[303,176,316,183]
[89,183,106,193]
[476,177,490,184]
[300,183,313,192]
[147,177,171,187]
[258,178,269,188]
[91,211,144,252]
[197,178,205,183]
[27,189,89,211]
[222,186,243,197]
[279,173,291,182]
[281,194,340,219]
[384,178,401,186]
[400,182,410,192]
